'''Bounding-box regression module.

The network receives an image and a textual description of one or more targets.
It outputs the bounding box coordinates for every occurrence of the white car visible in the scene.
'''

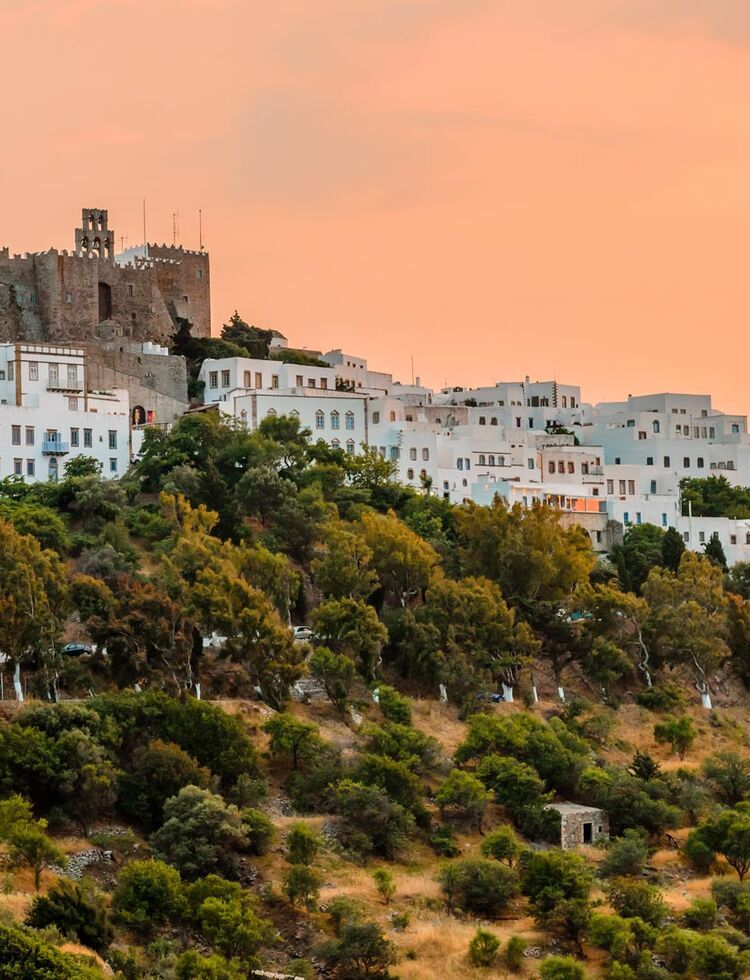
[292,626,314,641]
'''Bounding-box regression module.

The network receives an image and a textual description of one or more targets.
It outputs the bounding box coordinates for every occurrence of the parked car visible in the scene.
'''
[61,642,94,656]
[292,626,314,641]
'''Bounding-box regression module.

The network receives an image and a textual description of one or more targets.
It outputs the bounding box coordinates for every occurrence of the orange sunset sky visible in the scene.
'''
[2,0,750,408]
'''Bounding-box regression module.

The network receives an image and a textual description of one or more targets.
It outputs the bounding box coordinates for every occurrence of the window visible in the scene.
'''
[128,284,134,296]
[527,458,535,470]
[465,458,471,470]
[390,411,396,422]
[389,447,399,461]
[68,397,78,411]
[615,457,621,464]
[457,458,463,471]
[627,419,635,427]
[699,531,705,544]
[255,372,263,388]
[266,408,277,417]
[568,462,575,474]
[409,448,417,461]
[321,378,328,390]
[331,439,340,450]
[683,532,690,542]
[607,480,614,494]
[479,454,486,465]
[676,425,682,434]
[422,448,429,461]
[557,462,565,474]
[67,365,77,386]
[619,480,626,495]
[108,430,117,450]
[220,370,230,388]
[710,427,715,439]
[562,396,568,408]
[345,412,355,430]
[479,416,486,425]
[647,456,654,465]
[296,375,303,386]
[731,535,737,545]
[650,480,657,493]
[491,417,498,426]
[315,410,324,430]
[548,461,555,474]
[515,417,521,427]
[71,428,79,447]
[209,371,218,389]
[697,457,704,468]
[407,468,414,480]
[11,425,20,446]
[271,375,279,389]
[28,361,38,381]
[664,456,671,467]
[638,431,646,440]
[372,411,381,424]
[582,462,589,475]
[13,458,22,476]
[7,363,13,381]
[330,411,340,430]
[683,457,690,468]
[489,454,495,466]
[65,291,72,303]
[110,458,117,473]
[346,440,355,456]
[653,420,660,433]
[243,371,251,387]
[662,514,668,527]
[83,428,92,448]
[636,513,642,524]
[628,480,635,494]
[25,427,34,446]
[592,487,599,496]
[308,379,316,388]
[26,459,34,477]
[733,423,740,434]
[623,512,630,525]
[197,269,204,280]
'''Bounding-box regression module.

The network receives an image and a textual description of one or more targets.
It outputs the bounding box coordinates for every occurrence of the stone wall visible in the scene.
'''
[86,344,189,425]
[558,808,609,849]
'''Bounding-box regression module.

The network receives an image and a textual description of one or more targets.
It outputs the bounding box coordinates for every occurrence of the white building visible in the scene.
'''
[0,343,131,481]
[199,356,337,404]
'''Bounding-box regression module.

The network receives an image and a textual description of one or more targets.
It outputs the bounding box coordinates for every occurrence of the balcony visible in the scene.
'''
[42,439,69,455]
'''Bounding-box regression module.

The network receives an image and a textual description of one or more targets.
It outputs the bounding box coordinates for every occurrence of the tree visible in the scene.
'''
[605,879,667,926]
[113,859,185,931]
[435,770,493,830]
[0,922,104,980]
[317,921,397,978]
[476,755,548,822]
[27,877,113,953]
[197,894,275,963]
[704,532,728,570]
[703,752,750,806]
[357,509,439,607]
[693,803,750,880]
[480,826,522,867]
[286,823,321,865]
[263,713,319,771]
[334,780,414,860]
[599,830,649,878]
[376,685,412,725]
[7,823,66,891]
[312,598,388,681]
[438,858,519,916]
[312,522,379,600]
[643,552,730,708]
[284,865,323,911]
[241,808,276,855]
[546,898,592,957]
[175,950,247,980]
[654,716,696,760]
[661,526,685,571]
[468,928,500,967]
[150,786,248,880]
[372,868,396,905]
[308,646,356,713]
[521,849,592,921]
[611,523,665,593]
[539,955,587,980]
[118,739,211,831]
[0,794,34,839]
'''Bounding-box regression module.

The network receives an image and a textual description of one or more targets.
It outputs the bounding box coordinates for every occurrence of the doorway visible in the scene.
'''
[583,822,593,844]
[98,281,112,322]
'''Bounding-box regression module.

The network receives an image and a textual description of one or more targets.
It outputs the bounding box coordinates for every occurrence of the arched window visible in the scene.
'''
[266,408,277,417]
[490,417,498,426]
[345,411,355,430]
[346,439,355,455]
[479,454,486,465]
[315,410,325,429]
[330,411,340,430]
[48,458,58,482]
[290,409,300,419]
[331,438,340,450]
[488,454,495,465]
[407,468,414,480]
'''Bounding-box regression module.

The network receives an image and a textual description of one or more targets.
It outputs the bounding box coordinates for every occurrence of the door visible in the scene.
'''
[583,822,593,844]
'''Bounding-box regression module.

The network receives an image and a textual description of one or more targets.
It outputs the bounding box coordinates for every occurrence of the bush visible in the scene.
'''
[506,935,527,969]
[681,897,717,931]
[599,830,649,878]
[539,955,587,980]
[334,779,414,859]
[636,683,685,713]
[27,877,113,953]
[429,824,460,857]
[653,717,696,760]
[480,826,522,866]
[377,685,412,725]
[606,879,667,927]
[435,769,493,829]
[318,921,397,978]
[468,928,500,967]
[438,858,519,916]
[0,922,104,980]
[241,807,276,855]
[327,895,365,936]
[521,849,593,917]
[372,868,396,905]
[113,859,185,931]
[683,828,716,874]
[712,879,750,932]
[285,822,321,865]
[118,739,211,831]
[284,865,323,911]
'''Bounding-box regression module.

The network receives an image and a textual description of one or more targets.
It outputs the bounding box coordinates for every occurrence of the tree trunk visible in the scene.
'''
[13,662,23,702]
[501,683,514,703]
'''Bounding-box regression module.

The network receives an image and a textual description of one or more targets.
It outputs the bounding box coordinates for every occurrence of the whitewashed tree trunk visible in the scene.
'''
[558,686,566,703]
[531,686,539,703]
[438,684,448,704]
[501,683,514,702]
[195,682,202,700]
[701,690,712,710]
[13,663,23,702]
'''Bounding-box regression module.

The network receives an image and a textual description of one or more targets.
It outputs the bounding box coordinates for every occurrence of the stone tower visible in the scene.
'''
[75,208,115,263]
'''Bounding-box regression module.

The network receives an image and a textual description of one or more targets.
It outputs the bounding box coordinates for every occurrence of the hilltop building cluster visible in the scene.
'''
[2,206,750,564]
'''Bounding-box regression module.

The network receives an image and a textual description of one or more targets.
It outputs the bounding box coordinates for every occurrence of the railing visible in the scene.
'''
[41,440,69,454]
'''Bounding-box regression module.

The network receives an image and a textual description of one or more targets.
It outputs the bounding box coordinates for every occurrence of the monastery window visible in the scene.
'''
[25,427,34,446]
[527,458,535,469]
[372,411,380,424]
[557,462,565,473]
[479,416,486,425]
[410,448,417,461]
[271,375,279,389]
[68,397,78,412]
[683,457,690,468]
[390,411,396,422]
[568,462,575,474]
[128,285,134,297]
[619,480,626,494]
[209,371,218,389]
[653,420,660,433]
[389,447,399,461]
[422,448,429,461]
[66,291,73,303]
[108,430,118,450]
[479,454,486,465]
[28,362,38,382]
[548,461,555,474]
[220,370,230,387]
[346,440,355,455]
[407,468,414,480]
[650,480,657,494]
[84,429,92,448]
[266,409,277,418]
[664,456,671,467]
[581,462,589,474]
[11,426,20,446]
[197,269,204,280]
[731,535,738,545]
[321,378,328,390]
[13,459,21,477]
[697,457,704,468]
[628,480,635,494]
[345,411,355,430]
[330,411,340,430]
[70,428,79,448]
[26,460,34,477]
[308,379,316,388]
[296,375,303,386]
[331,439,340,450]
[315,410,325,430]
[607,480,614,494]
[110,458,118,473]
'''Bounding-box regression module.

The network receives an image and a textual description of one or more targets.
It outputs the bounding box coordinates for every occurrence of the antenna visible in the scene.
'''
[199,209,203,250]
[142,199,147,252]
[411,355,414,386]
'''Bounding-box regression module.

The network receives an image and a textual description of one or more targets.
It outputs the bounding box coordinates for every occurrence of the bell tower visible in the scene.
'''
[75,207,115,262]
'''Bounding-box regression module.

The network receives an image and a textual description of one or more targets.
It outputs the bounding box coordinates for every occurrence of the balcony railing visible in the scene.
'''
[42,439,69,455]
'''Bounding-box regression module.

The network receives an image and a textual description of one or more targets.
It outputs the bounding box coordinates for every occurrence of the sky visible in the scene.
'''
[1,0,750,408]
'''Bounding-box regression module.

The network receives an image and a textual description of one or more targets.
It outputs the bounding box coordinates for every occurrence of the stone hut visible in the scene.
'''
[546,802,609,849]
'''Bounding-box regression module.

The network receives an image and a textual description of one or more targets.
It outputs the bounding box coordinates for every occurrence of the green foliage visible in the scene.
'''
[577,764,682,837]
[175,950,247,980]
[468,927,500,967]
[326,895,365,936]
[241,808,276,855]
[712,878,750,932]
[0,921,106,979]
[118,739,211,831]
[636,682,685,713]
[428,824,461,858]
[372,868,396,905]
[27,878,113,953]
[681,897,717,931]
[438,858,519,916]
[702,751,750,806]
[312,598,388,681]
[599,831,650,878]
[285,822,321,865]
[363,721,438,772]
[680,475,750,519]
[505,935,527,969]
[690,802,750,880]
[334,779,414,859]
[113,859,185,931]
[539,954,588,980]
[150,786,248,880]
[520,849,593,919]
[317,921,397,979]
[308,646,356,713]
[480,825,522,866]
[605,879,668,927]
[653,716,697,760]
[612,523,665,593]
[435,769,493,829]
[263,713,319,771]
[7,823,66,891]
[283,865,323,911]
[376,685,412,725]
[197,893,274,963]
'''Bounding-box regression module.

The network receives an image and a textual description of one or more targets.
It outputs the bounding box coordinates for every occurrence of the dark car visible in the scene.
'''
[61,642,94,656]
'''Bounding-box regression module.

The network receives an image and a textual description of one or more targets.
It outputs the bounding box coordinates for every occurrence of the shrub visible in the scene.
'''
[197,895,275,964]
[435,769,493,829]
[539,955,587,980]
[429,824,460,857]
[285,822,321,865]
[175,950,246,979]
[317,921,397,978]
[599,830,649,878]
[506,935,527,969]
[284,865,323,911]
[702,752,750,806]
[480,825,522,866]
[372,868,396,905]
[27,877,113,953]
[374,684,411,725]
[606,879,667,927]
[118,739,211,831]
[682,897,717,931]
[0,922,104,980]
[327,895,365,936]
[683,829,716,874]
[438,858,519,916]
[334,780,414,859]
[636,683,685,713]
[521,849,593,917]
[653,717,696,760]
[712,879,750,932]
[363,722,439,772]
[468,928,500,967]
[241,807,276,855]
[113,859,185,931]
